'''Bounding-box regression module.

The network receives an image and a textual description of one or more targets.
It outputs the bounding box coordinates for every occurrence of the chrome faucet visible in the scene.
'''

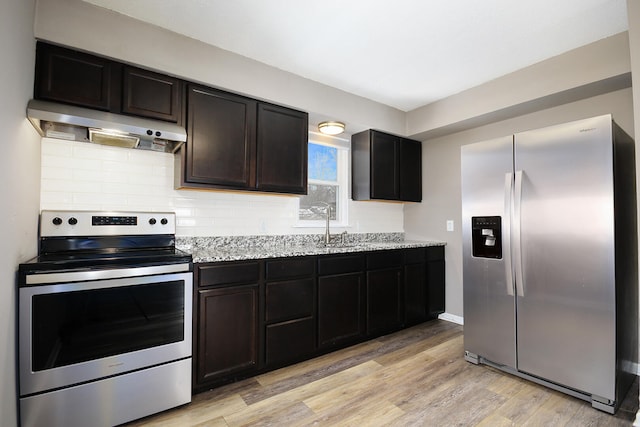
[322,204,347,246]
[324,205,332,245]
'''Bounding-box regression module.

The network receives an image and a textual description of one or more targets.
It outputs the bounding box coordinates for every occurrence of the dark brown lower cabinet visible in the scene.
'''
[197,284,260,385]
[193,246,445,393]
[318,272,366,349]
[264,258,316,367]
[317,254,366,349]
[404,248,427,326]
[366,251,403,336]
[426,246,446,317]
[366,268,403,335]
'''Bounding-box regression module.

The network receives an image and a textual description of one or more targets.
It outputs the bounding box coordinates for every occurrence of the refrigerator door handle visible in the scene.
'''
[504,172,514,296]
[513,170,525,296]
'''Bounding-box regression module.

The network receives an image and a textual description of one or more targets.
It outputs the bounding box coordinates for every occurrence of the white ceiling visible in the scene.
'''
[84,0,628,112]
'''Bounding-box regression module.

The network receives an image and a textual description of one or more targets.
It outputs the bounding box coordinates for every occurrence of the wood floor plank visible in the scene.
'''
[255,338,384,387]
[223,360,383,426]
[123,320,638,427]
[224,401,314,427]
[126,394,246,427]
[521,391,582,427]
[494,381,554,424]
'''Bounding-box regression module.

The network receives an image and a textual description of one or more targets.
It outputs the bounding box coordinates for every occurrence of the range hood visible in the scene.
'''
[27,99,187,153]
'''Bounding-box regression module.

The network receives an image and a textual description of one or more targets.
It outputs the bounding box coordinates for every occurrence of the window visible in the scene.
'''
[298,135,349,226]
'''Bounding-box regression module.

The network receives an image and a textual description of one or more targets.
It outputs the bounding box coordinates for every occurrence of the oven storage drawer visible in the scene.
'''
[20,358,191,427]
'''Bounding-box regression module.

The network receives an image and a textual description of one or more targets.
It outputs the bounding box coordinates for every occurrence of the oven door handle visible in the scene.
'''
[24,263,192,285]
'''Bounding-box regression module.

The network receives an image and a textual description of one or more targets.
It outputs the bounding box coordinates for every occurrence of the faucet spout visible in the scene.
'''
[324,205,331,245]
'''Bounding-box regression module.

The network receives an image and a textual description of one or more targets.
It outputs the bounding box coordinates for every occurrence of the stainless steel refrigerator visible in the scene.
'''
[461,114,638,414]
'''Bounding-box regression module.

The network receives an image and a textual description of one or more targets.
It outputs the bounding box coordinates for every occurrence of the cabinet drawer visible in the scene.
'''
[426,246,445,261]
[318,254,366,276]
[366,250,403,270]
[265,278,314,323]
[265,317,315,366]
[404,247,426,264]
[198,261,260,287]
[266,257,315,280]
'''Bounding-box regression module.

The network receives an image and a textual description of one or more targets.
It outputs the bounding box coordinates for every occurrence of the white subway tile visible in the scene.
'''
[41,139,74,156]
[74,144,128,161]
[41,166,73,180]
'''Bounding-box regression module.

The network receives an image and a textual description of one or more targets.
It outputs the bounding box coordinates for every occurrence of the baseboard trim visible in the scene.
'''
[438,312,464,325]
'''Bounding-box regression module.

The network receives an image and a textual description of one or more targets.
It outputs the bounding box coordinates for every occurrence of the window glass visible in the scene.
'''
[299,184,337,220]
[308,144,337,181]
[298,140,348,224]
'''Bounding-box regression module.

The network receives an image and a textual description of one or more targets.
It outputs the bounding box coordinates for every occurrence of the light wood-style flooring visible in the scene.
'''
[126,320,638,426]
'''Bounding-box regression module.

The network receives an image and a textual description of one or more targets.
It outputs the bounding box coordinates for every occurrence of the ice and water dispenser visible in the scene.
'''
[471,216,502,259]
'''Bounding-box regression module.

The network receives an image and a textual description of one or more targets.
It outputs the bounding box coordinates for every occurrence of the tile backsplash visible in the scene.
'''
[40,138,404,236]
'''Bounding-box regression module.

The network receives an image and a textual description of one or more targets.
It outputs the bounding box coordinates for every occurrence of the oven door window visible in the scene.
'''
[31,280,184,371]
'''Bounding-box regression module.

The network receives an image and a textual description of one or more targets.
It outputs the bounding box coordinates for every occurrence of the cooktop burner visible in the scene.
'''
[20,247,192,274]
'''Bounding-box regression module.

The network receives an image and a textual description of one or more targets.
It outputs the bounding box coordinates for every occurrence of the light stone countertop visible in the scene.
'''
[180,238,445,263]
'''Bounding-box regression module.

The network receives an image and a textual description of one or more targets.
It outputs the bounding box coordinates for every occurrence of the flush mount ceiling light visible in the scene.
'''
[318,121,345,135]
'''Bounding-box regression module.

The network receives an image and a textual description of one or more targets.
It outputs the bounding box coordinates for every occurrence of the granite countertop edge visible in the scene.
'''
[184,240,446,264]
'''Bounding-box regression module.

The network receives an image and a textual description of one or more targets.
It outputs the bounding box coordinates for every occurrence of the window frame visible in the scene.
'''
[296,132,350,228]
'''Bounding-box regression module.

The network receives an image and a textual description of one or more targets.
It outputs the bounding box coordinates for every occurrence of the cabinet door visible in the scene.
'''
[367,268,403,335]
[122,66,182,123]
[370,131,399,200]
[318,272,365,349]
[185,85,257,188]
[404,263,426,324]
[426,246,446,317]
[197,284,259,383]
[256,103,308,194]
[35,42,120,111]
[399,138,422,202]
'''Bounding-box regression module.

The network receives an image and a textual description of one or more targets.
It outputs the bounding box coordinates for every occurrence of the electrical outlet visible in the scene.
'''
[446,220,454,232]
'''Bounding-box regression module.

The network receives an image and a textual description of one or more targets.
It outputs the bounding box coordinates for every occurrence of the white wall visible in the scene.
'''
[33,0,405,136]
[40,139,403,236]
[1,0,40,425]
[405,87,634,318]
[406,32,631,140]
[625,1,640,423]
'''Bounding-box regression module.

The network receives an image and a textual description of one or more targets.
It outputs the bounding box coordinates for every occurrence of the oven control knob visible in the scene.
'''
[68,217,78,225]
[149,218,157,225]
[52,217,63,226]
[161,218,168,225]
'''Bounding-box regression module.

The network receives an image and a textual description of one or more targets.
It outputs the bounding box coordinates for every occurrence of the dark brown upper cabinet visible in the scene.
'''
[35,42,120,112]
[122,66,182,122]
[183,85,257,189]
[34,42,182,123]
[256,103,308,194]
[178,86,308,195]
[351,129,422,202]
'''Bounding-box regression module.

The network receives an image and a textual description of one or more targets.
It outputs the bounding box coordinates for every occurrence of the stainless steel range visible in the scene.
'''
[18,211,193,427]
